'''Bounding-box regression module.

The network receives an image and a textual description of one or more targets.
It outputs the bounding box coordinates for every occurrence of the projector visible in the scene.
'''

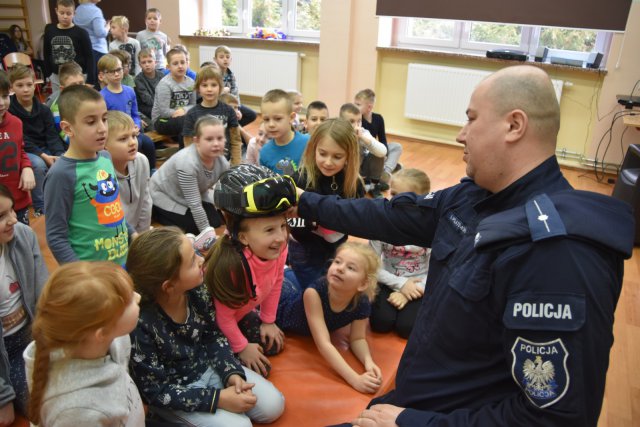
[486,49,528,61]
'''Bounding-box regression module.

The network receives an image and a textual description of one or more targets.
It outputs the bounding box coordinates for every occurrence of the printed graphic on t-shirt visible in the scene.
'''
[170,90,192,109]
[276,158,297,176]
[117,43,137,73]
[70,157,129,265]
[140,36,164,62]
[51,35,75,64]
[0,138,19,175]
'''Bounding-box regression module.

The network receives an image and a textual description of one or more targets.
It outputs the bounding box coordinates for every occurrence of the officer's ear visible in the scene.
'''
[505,109,527,143]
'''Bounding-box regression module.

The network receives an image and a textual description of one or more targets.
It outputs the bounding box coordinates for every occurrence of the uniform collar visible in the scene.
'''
[474,156,572,214]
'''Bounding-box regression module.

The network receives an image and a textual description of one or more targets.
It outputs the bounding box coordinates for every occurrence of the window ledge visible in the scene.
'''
[377,46,607,75]
[180,34,319,49]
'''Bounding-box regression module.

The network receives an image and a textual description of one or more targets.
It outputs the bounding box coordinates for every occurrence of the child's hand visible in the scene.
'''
[226,374,255,394]
[19,167,36,191]
[365,361,383,382]
[0,402,15,427]
[350,371,382,394]
[239,343,271,377]
[141,119,148,129]
[219,376,257,413]
[400,278,424,301]
[260,322,284,353]
[41,153,58,167]
[387,292,408,310]
[223,86,231,94]
[172,108,186,118]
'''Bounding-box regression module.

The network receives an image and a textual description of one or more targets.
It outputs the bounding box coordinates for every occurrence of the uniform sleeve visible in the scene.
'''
[177,169,210,233]
[129,320,220,413]
[394,238,618,426]
[44,163,80,264]
[298,191,442,248]
[214,299,247,353]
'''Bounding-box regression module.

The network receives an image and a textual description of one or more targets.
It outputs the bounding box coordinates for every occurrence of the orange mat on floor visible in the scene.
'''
[265,328,406,427]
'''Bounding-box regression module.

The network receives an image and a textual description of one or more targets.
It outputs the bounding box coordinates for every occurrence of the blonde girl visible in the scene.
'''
[150,115,229,251]
[288,118,364,289]
[24,261,144,426]
[206,164,298,377]
[127,227,284,426]
[369,168,432,338]
[183,66,242,164]
[276,242,383,393]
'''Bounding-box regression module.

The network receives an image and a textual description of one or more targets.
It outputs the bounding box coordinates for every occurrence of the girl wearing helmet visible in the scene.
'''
[204,164,298,378]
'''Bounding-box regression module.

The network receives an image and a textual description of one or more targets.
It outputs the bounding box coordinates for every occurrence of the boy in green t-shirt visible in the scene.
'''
[44,84,134,266]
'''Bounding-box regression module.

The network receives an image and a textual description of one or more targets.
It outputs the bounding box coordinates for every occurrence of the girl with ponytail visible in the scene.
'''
[24,261,144,426]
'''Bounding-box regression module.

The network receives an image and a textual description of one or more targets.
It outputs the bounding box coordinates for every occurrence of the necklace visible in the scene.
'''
[330,176,338,191]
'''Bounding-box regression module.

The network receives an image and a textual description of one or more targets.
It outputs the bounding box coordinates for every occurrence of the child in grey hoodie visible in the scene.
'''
[24,262,144,426]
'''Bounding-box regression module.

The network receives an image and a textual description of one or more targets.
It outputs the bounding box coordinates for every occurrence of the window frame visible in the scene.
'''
[395,17,612,65]
[196,0,320,40]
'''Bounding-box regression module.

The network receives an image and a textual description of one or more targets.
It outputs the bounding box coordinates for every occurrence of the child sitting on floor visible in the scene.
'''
[369,168,431,338]
[127,227,284,426]
[105,111,152,234]
[205,164,297,377]
[276,241,383,394]
[24,261,144,426]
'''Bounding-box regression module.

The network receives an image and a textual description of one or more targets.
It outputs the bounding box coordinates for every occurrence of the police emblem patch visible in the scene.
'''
[511,337,569,408]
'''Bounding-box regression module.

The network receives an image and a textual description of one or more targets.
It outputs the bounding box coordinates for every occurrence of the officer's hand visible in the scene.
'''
[352,404,403,427]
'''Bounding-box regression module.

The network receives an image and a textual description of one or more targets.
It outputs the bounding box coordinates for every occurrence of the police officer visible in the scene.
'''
[294,65,634,426]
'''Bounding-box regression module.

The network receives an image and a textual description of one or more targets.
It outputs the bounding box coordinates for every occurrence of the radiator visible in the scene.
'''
[404,64,564,127]
[199,46,301,97]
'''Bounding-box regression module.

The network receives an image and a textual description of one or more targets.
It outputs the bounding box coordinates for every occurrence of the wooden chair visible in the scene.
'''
[2,52,44,99]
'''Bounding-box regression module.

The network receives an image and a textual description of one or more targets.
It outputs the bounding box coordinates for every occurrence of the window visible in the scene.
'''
[394,18,611,66]
[194,0,321,39]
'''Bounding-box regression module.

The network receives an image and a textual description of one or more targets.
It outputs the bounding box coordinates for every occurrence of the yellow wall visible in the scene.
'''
[26,0,640,168]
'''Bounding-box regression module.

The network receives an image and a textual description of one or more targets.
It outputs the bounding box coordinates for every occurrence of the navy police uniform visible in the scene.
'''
[299,157,634,426]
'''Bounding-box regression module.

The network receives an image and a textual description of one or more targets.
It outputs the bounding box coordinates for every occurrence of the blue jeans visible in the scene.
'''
[26,153,47,211]
[150,366,285,427]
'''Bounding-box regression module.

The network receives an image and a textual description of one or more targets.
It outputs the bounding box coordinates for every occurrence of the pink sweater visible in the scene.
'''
[214,245,288,353]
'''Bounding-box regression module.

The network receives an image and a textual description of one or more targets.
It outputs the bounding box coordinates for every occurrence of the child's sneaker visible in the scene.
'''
[191,226,217,253]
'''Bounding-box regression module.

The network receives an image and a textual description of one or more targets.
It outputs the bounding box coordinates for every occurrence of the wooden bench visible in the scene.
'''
[144,131,179,160]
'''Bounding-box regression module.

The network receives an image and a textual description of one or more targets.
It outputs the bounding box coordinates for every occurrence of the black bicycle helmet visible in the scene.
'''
[213,164,298,218]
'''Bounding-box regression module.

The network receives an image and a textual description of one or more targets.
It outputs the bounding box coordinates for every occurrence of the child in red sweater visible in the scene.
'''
[0,71,34,225]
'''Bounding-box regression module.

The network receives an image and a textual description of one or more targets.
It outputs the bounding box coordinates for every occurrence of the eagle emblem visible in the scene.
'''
[511,337,569,408]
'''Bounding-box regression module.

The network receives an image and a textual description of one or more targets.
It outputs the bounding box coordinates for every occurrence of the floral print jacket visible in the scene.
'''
[129,285,245,412]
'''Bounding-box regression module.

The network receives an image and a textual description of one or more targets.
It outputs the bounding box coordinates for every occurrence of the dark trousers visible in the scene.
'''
[152,202,222,235]
[370,285,422,339]
[138,133,156,171]
[154,116,185,148]
[360,153,385,182]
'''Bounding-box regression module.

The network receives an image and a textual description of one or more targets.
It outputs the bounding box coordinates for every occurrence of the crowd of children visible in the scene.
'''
[0,2,436,425]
